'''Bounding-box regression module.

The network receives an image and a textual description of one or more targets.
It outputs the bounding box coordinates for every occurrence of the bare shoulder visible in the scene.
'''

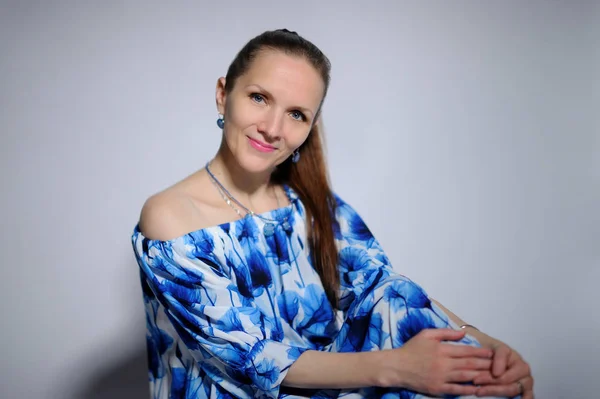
[138,171,228,241]
[138,190,198,241]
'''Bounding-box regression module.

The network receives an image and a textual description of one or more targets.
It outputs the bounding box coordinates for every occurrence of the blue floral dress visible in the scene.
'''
[131,186,507,399]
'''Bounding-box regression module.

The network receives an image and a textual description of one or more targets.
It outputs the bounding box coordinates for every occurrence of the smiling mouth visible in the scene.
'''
[248,136,276,152]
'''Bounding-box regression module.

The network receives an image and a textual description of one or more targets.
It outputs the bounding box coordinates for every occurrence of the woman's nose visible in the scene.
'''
[257,110,283,138]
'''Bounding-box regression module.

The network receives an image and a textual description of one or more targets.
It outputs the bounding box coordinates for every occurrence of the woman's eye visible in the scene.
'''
[290,111,305,121]
[251,93,264,103]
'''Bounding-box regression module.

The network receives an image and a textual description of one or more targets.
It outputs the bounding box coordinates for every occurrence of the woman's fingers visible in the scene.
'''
[441,342,493,359]
[473,355,531,385]
[440,383,479,397]
[475,382,521,397]
[471,370,494,385]
[424,328,468,342]
[446,370,485,383]
[400,329,533,398]
[522,376,536,399]
[476,376,534,398]
[491,344,511,377]
[451,357,493,371]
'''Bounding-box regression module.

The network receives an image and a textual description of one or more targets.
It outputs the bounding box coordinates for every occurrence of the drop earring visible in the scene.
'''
[291,149,300,163]
[216,114,224,129]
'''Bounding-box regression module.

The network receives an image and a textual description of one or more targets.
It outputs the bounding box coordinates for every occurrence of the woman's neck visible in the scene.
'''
[208,145,278,211]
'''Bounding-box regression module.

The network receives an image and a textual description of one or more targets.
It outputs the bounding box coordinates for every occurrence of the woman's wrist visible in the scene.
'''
[369,348,414,389]
[284,349,391,390]
[366,350,391,387]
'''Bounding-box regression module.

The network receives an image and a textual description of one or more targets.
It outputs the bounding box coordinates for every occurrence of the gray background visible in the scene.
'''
[1,1,598,398]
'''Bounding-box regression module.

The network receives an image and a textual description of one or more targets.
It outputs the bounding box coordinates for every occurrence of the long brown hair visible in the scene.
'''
[224,29,340,307]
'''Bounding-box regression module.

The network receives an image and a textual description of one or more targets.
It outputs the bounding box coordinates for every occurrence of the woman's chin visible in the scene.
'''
[236,153,279,175]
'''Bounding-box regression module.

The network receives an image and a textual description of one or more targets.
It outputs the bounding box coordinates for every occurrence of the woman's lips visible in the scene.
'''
[248,137,276,153]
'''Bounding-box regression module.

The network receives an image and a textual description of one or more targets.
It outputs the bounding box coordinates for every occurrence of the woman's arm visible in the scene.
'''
[283,329,494,397]
[328,197,532,397]
[430,298,535,399]
[283,350,382,389]
[430,298,503,349]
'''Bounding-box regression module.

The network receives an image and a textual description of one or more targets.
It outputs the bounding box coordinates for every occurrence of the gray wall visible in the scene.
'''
[1,1,598,398]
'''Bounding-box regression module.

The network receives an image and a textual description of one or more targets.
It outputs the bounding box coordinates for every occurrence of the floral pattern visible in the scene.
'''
[131,186,509,399]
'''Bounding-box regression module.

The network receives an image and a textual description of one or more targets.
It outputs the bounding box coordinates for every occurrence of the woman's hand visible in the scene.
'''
[472,343,534,398]
[378,328,494,397]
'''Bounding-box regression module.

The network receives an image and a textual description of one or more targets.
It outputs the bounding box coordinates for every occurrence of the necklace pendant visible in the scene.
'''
[282,219,291,232]
[263,223,276,237]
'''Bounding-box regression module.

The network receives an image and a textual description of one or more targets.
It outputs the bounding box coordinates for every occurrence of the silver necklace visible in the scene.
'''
[205,161,291,235]
[209,176,247,218]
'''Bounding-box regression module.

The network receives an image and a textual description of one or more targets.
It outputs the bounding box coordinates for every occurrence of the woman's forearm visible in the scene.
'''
[282,299,502,391]
[431,298,502,349]
[282,349,389,389]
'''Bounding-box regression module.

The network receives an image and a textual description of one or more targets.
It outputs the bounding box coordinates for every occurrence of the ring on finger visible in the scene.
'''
[516,380,524,394]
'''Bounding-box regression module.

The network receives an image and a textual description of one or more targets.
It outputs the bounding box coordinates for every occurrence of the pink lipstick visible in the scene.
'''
[248,137,276,153]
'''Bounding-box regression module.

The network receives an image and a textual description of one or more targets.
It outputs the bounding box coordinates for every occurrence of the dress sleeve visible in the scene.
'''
[333,195,422,310]
[132,229,309,399]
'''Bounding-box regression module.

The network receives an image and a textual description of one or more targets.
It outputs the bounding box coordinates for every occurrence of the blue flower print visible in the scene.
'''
[131,189,502,399]
[383,279,431,312]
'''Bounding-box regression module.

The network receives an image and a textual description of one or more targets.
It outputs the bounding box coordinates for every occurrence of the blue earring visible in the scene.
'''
[217,114,224,129]
[291,149,300,163]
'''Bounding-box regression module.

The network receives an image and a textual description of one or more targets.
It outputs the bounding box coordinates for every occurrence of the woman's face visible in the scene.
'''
[216,50,325,174]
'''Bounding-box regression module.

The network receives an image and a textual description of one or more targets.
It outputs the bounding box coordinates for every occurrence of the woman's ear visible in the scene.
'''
[215,77,227,115]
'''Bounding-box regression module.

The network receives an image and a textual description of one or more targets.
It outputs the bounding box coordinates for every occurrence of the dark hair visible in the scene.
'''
[224,29,340,308]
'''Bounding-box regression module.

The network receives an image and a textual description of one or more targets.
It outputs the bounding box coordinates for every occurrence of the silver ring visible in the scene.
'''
[516,380,524,395]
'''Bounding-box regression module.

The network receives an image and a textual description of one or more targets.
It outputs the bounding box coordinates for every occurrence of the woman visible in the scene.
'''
[131,29,533,399]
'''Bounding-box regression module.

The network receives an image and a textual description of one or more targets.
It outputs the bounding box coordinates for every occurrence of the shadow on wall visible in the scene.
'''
[74,347,149,399]
[71,254,150,399]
